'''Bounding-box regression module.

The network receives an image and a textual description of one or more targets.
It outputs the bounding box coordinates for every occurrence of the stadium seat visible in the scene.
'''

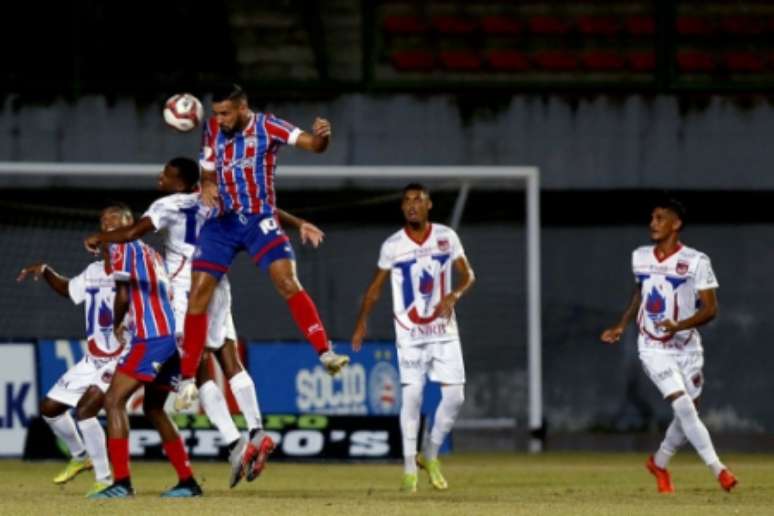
[528,16,570,35]
[625,16,655,36]
[481,15,523,35]
[581,51,626,72]
[676,51,715,72]
[438,50,482,71]
[430,16,477,34]
[627,51,656,72]
[719,16,763,35]
[383,15,428,34]
[485,50,529,72]
[724,52,765,73]
[390,50,434,71]
[676,16,714,36]
[532,51,578,72]
[577,16,620,36]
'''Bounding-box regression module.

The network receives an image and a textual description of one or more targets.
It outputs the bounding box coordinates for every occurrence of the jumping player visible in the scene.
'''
[600,197,737,493]
[351,183,475,493]
[178,83,348,477]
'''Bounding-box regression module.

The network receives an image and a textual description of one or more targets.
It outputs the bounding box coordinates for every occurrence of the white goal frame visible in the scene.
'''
[0,162,543,452]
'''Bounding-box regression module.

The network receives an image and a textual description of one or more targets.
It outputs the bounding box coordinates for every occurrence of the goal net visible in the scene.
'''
[0,163,543,452]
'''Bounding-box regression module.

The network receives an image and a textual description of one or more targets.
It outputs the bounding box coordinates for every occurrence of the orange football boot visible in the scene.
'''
[646,455,675,493]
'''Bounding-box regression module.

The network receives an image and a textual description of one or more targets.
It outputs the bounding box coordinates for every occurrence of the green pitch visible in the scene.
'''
[1,453,772,515]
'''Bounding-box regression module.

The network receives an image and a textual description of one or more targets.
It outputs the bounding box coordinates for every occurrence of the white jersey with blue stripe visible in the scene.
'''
[378,223,465,346]
[632,244,719,353]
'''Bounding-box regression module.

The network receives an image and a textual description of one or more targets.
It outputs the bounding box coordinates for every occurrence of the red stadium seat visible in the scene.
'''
[486,50,529,72]
[627,51,656,72]
[529,16,570,35]
[577,16,620,36]
[676,51,715,72]
[676,16,714,36]
[390,50,434,71]
[719,16,763,35]
[481,15,523,35]
[431,16,477,34]
[533,51,578,72]
[625,16,655,36]
[383,15,428,35]
[438,50,482,71]
[581,51,626,71]
[724,52,765,73]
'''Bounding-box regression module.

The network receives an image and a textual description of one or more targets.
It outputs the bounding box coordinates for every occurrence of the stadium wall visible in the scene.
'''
[1,94,774,189]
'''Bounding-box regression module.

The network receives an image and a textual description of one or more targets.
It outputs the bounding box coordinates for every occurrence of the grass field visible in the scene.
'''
[1,453,772,515]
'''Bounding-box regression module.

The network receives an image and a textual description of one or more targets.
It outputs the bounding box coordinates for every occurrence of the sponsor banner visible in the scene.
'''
[25,413,402,461]
[247,340,441,416]
[0,343,38,456]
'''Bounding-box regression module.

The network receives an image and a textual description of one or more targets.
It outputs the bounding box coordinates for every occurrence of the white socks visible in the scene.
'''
[654,418,687,469]
[426,384,465,461]
[229,371,263,433]
[671,395,725,477]
[43,412,86,460]
[77,417,111,483]
[199,380,241,445]
[400,383,423,474]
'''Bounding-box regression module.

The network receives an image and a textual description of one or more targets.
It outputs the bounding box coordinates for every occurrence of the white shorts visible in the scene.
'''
[397,339,465,386]
[171,274,236,350]
[206,275,236,350]
[46,355,118,407]
[639,349,704,400]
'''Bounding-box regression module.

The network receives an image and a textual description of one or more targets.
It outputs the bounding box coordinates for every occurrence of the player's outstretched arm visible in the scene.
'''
[84,217,156,253]
[435,256,476,320]
[656,288,718,335]
[277,209,325,248]
[600,285,642,344]
[351,268,390,352]
[294,117,331,153]
[16,262,70,297]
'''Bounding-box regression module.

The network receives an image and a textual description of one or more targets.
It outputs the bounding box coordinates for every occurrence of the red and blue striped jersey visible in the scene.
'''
[199,112,301,215]
[109,240,176,341]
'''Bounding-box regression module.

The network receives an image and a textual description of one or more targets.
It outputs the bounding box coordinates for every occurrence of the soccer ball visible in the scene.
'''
[163,93,204,132]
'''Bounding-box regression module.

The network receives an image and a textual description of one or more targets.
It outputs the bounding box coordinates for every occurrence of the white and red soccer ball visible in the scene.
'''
[163,93,204,132]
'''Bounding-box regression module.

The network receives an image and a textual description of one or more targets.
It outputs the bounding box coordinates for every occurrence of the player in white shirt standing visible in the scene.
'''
[601,197,737,493]
[351,183,475,493]
[85,157,324,487]
[17,207,135,496]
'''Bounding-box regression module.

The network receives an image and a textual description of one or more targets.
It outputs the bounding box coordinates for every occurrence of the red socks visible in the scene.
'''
[163,437,193,481]
[180,313,207,378]
[108,438,130,481]
[287,290,330,354]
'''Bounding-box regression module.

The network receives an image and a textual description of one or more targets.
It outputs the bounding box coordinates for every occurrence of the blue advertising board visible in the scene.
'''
[246,340,442,417]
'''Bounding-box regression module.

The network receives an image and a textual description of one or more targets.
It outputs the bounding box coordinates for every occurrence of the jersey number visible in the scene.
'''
[180,206,199,245]
[259,216,279,235]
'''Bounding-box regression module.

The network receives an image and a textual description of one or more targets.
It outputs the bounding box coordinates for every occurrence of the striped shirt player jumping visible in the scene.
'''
[177,83,349,407]
[90,203,202,499]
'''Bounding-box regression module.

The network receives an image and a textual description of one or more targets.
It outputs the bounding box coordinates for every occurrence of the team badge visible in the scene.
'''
[437,239,450,252]
[676,261,689,275]
[101,371,113,384]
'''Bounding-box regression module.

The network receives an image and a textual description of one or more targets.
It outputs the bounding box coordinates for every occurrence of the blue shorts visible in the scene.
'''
[117,335,180,389]
[192,212,295,280]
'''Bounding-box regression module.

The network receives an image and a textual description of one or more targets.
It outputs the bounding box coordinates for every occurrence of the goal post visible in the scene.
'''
[0,162,544,452]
